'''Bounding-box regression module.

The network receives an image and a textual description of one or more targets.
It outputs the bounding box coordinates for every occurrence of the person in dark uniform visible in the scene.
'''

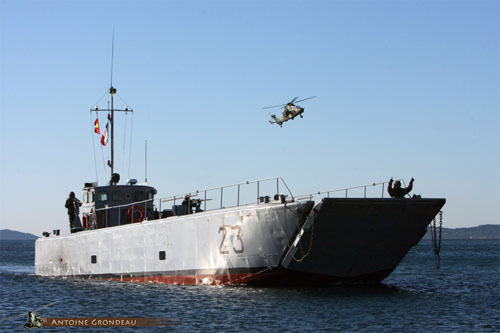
[181,195,193,214]
[388,178,414,198]
[65,192,82,231]
[182,195,190,206]
[182,195,202,214]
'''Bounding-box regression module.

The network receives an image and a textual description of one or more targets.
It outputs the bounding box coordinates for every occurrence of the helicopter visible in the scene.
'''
[262,96,316,127]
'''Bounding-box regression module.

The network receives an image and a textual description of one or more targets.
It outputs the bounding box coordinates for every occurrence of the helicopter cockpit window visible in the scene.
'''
[112,191,123,201]
[97,192,108,202]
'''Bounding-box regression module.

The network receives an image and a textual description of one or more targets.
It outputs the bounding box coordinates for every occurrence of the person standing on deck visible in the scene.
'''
[388,178,414,198]
[65,192,82,232]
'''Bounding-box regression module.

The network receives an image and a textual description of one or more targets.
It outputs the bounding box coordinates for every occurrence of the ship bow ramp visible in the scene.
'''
[280,198,445,284]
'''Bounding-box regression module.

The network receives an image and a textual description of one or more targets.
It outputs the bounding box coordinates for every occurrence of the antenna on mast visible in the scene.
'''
[108,29,117,180]
[110,29,114,87]
[90,31,133,184]
[145,140,148,184]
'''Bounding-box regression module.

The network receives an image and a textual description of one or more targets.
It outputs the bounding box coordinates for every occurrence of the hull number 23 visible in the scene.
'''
[219,225,244,254]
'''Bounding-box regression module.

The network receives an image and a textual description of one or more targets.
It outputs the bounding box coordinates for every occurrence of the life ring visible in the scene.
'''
[127,205,145,223]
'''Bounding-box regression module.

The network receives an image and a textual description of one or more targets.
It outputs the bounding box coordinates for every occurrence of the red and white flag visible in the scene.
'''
[100,121,109,146]
[94,118,100,134]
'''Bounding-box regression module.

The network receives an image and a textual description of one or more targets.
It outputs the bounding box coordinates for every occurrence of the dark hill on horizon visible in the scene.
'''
[1,225,498,241]
[423,224,499,240]
[0,229,38,240]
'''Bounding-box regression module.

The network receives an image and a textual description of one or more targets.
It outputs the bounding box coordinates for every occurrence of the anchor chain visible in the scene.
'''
[430,211,443,269]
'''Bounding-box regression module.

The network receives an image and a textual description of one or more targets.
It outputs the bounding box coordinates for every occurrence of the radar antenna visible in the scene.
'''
[110,29,115,87]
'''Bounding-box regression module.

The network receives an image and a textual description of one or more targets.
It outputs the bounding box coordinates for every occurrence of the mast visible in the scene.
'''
[110,85,116,177]
[110,30,115,178]
[90,32,133,184]
[93,85,131,183]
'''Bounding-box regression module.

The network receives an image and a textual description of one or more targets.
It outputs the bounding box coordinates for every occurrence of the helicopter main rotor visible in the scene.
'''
[262,96,316,109]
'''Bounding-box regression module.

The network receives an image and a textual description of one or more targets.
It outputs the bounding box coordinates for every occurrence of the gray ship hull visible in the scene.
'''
[35,198,445,285]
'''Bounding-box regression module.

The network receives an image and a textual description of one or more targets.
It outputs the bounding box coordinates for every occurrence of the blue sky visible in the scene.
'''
[1,0,498,236]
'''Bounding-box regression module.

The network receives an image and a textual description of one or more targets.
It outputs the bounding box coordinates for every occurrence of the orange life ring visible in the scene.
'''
[127,205,145,223]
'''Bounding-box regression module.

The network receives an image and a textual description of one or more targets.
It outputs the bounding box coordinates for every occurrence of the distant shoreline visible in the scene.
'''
[0,229,37,240]
[423,224,499,240]
[1,224,499,240]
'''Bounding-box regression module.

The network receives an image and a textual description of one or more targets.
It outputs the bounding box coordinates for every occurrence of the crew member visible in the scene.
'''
[388,178,414,198]
[182,195,202,214]
[65,192,82,232]
[182,195,191,206]
[182,195,193,214]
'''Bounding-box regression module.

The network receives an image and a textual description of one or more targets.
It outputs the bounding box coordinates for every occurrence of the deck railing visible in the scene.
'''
[92,177,294,226]
[294,181,391,202]
[93,197,155,227]
[92,178,394,226]
[157,176,294,213]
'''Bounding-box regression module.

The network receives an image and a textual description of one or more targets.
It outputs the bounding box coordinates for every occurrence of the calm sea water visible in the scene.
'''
[0,239,499,332]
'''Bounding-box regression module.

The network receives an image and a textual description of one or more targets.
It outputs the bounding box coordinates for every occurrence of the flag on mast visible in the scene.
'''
[94,118,100,134]
[100,121,109,146]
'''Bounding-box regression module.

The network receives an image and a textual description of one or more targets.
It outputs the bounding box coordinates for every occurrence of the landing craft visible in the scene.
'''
[34,41,446,286]
[262,96,316,127]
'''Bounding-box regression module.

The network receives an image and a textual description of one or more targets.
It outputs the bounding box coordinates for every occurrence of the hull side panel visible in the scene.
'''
[35,202,305,285]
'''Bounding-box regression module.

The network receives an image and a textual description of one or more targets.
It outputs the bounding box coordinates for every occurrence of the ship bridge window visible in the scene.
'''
[148,192,154,200]
[112,191,123,201]
[97,192,107,202]
[135,191,146,201]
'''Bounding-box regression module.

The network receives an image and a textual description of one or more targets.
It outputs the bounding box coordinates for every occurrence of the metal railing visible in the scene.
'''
[93,198,154,227]
[294,181,390,202]
[158,176,294,212]
[88,178,394,227]
[89,177,294,226]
